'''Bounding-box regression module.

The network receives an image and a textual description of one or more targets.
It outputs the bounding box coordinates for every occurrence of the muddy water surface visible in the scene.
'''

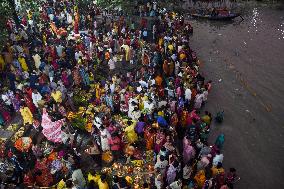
[189,3,284,189]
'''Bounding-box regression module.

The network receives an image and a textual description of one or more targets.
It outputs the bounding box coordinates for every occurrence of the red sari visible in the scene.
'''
[24,95,36,114]
[0,104,11,123]
[144,127,155,150]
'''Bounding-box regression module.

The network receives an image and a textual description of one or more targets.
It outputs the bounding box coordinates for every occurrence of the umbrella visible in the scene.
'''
[14,137,32,152]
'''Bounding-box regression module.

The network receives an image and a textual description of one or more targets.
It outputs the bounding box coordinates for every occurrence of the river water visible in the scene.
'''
[188,2,284,189]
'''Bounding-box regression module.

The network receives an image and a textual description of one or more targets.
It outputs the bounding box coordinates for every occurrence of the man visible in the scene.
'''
[108,58,115,74]
[168,179,182,189]
[32,53,41,70]
[154,155,168,177]
[143,29,148,41]
[72,168,86,189]
[56,44,64,57]
[32,89,42,108]
[152,24,156,41]
[185,86,192,106]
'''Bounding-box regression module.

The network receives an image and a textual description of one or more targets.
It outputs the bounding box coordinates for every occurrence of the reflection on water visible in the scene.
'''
[249,8,260,33]
[277,20,284,39]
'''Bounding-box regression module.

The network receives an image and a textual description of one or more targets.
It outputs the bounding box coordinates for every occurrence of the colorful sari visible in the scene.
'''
[34,158,53,187]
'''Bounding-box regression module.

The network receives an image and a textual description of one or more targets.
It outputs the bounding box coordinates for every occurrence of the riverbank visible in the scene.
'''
[189,2,284,188]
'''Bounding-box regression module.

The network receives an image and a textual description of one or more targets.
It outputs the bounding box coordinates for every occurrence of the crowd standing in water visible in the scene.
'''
[0,0,239,188]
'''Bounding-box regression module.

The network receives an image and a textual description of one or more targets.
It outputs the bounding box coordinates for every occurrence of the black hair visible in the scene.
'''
[66,180,73,187]
[143,183,149,188]
[100,174,107,182]
[113,175,119,183]
[230,168,236,172]
[173,160,179,168]
[160,146,166,152]
[217,162,223,169]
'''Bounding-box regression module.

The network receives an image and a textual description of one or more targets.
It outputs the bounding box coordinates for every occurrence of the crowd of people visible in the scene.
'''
[0,0,239,188]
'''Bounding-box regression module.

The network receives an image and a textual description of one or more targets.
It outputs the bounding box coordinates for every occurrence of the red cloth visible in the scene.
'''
[35,159,53,187]
[108,136,122,151]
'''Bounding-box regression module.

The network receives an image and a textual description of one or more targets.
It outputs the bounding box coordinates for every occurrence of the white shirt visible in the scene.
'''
[183,165,192,179]
[108,59,115,70]
[213,154,224,166]
[48,14,54,21]
[169,181,182,189]
[32,54,41,69]
[71,169,86,188]
[139,80,148,88]
[75,51,83,61]
[56,45,64,57]
[1,94,11,105]
[158,100,167,108]
[110,83,115,94]
[203,90,208,102]
[32,92,42,107]
[185,88,192,101]
[67,13,73,24]
[155,159,168,176]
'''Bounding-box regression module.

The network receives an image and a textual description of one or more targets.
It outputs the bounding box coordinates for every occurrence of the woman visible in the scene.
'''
[61,70,70,87]
[99,127,111,152]
[166,160,179,185]
[0,102,11,125]
[144,127,155,150]
[108,133,122,159]
[72,65,82,86]
[183,136,195,164]
[124,120,138,144]
[85,141,101,168]
[79,66,90,86]
[23,92,36,114]
[215,134,225,150]
[18,54,29,72]
[19,105,33,125]
[9,91,21,112]
[34,158,53,187]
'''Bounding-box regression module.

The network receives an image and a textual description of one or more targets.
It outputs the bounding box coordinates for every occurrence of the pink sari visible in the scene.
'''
[154,131,166,153]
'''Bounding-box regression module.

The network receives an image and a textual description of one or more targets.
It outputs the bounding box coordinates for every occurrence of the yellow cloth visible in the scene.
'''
[211,167,225,177]
[201,115,211,125]
[158,111,164,117]
[158,38,163,47]
[0,55,5,71]
[124,121,138,143]
[27,12,32,20]
[57,179,65,189]
[179,53,186,60]
[155,75,163,86]
[125,46,130,61]
[95,85,101,99]
[97,178,109,189]
[51,91,62,103]
[20,107,33,125]
[86,122,93,132]
[139,101,144,111]
[88,172,100,183]
[194,170,206,188]
[18,57,28,71]
[168,44,174,52]
[43,34,47,45]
